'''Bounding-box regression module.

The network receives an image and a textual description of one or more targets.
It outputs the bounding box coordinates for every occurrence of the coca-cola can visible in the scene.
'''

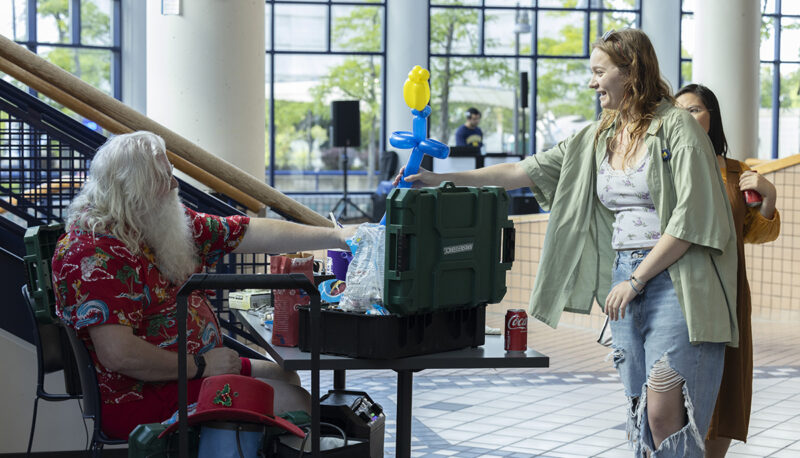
[504,309,528,352]
[743,189,763,207]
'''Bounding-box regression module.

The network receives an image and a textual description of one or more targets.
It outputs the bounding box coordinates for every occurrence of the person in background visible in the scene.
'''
[397,29,739,457]
[455,107,484,148]
[52,131,356,439]
[676,84,780,458]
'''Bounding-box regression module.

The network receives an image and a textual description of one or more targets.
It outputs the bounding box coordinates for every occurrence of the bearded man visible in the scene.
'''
[51,131,355,439]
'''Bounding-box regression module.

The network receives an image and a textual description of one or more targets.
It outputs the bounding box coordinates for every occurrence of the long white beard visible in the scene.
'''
[140,189,199,284]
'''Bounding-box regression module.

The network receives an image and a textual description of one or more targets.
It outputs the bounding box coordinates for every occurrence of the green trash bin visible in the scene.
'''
[23,223,65,324]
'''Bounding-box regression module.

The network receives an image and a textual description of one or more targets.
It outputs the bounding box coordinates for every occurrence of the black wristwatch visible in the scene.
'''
[192,354,206,379]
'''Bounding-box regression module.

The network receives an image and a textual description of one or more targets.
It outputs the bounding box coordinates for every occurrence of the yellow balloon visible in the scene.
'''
[402,65,431,111]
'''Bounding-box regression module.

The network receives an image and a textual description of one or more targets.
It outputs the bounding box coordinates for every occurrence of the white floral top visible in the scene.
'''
[597,153,662,250]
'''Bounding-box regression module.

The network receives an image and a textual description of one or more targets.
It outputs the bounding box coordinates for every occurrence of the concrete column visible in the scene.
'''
[641,0,680,91]
[386,0,429,165]
[692,0,760,161]
[146,0,266,182]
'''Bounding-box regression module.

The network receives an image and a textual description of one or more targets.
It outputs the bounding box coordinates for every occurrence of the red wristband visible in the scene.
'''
[239,357,252,377]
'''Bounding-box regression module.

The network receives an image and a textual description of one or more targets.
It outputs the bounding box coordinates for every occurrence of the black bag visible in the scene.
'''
[267,422,371,457]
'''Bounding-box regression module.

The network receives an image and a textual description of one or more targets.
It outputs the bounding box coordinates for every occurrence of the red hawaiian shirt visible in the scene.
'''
[52,207,249,405]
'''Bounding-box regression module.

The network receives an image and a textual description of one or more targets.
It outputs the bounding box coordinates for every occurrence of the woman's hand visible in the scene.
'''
[739,170,776,201]
[391,166,439,188]
[605,280,639,321]
[740,170,778,218]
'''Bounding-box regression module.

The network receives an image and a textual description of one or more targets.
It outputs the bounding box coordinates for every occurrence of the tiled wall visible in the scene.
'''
[492,162,800,329]
[745,165,800,322]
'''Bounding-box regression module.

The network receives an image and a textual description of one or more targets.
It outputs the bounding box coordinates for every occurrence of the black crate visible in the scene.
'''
[298,305,486,359]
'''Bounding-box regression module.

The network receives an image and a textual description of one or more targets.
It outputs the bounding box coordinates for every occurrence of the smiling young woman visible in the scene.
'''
[395,28,738,458]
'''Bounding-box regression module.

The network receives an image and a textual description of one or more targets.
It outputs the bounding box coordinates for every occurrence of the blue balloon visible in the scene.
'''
[380,106,450,225]
[418,139,449,158]
[389,131,417,149]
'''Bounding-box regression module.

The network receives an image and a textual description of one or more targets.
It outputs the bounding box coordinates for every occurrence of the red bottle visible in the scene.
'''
[743,189,762,207]
[504,309,528,352]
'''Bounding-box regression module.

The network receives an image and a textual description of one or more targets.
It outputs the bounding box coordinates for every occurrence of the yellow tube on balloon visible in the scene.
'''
[402,65,431,111]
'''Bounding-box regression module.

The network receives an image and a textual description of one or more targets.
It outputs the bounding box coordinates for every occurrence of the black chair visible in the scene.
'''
[62,325,128,457]
[379,150,399,181]
[20,284,83,456]
[55,315,262,457]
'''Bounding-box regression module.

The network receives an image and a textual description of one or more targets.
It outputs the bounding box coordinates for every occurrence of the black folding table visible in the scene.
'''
[233,306,549,458]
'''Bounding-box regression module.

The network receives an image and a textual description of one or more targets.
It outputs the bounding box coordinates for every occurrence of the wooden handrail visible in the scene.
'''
[0,34,332,227]
[752,154,800,175]
[0,60,265,213]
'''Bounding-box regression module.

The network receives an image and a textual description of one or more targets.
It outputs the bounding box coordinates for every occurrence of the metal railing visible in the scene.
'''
[0,78,256,335]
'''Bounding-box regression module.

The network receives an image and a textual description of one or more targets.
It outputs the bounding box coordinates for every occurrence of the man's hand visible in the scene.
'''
[336,225,358,250]
[202,347,242,377]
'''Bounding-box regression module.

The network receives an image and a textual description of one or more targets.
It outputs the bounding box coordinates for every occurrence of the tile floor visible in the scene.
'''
[299,317,800,457]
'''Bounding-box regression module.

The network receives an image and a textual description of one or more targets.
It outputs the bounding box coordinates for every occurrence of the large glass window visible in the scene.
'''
[429,0,640,156]
[266,0,386,198]
[1,0,121,127]
[680,0,800,159]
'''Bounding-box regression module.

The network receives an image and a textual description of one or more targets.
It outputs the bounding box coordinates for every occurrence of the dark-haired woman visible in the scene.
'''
[398,29,738,457]
[677,84,780,458]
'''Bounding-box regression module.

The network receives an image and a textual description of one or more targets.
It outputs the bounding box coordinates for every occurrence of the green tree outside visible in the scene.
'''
[267,5,383,190]
[429,3,512,144]
[38,0,112,95]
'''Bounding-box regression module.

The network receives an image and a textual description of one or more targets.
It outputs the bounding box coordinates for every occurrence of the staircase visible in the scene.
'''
[0,78,257,343]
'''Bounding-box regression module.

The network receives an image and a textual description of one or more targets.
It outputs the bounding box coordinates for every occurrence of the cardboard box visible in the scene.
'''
[228,290,271,311]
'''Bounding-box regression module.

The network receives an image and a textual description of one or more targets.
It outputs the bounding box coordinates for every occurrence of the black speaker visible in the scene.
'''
[331,100,361,147]
[520,72,529,109]
[509,193,540,215]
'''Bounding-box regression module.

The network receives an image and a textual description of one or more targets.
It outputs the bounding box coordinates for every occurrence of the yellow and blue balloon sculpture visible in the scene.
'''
[380,65,450,225]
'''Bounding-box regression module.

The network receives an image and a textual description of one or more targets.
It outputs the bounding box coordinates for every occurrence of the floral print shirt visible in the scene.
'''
[597,153,662,250]
[52,207,249,405]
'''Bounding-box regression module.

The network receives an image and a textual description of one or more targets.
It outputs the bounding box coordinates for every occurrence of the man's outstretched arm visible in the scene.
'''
[233,219,356,255]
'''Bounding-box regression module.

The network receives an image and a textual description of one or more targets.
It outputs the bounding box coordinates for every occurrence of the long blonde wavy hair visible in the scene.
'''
[592,28,675,165]
[67,131,174,253]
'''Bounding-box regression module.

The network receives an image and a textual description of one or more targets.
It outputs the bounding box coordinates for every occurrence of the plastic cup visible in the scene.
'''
[327,249,354,281]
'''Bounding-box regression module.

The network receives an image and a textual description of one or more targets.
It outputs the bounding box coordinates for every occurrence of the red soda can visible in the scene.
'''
[743,189,762,207]
[504,309,528,352]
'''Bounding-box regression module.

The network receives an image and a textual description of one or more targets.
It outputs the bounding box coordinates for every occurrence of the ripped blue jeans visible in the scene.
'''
[609,249,725,457]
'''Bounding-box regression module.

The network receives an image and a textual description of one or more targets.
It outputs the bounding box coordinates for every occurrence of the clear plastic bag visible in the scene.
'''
[340,224,385,313]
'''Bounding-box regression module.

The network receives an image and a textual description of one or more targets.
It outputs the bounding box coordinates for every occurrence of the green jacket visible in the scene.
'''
[520,101,739,346]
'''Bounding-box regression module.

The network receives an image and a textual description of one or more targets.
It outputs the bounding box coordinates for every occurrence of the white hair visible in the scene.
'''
[68,131,199,283]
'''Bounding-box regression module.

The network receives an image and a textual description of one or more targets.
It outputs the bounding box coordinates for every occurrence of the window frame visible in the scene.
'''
[427,0,642,156]
[12,0,122,99]
[265,0,387,188]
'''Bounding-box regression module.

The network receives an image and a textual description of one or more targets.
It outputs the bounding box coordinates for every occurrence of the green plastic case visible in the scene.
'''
[23,223,65,324]
[383,182,515,315]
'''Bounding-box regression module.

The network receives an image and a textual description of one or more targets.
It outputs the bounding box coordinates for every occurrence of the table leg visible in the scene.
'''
[333,369,346,390]
[395,370,413,458]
